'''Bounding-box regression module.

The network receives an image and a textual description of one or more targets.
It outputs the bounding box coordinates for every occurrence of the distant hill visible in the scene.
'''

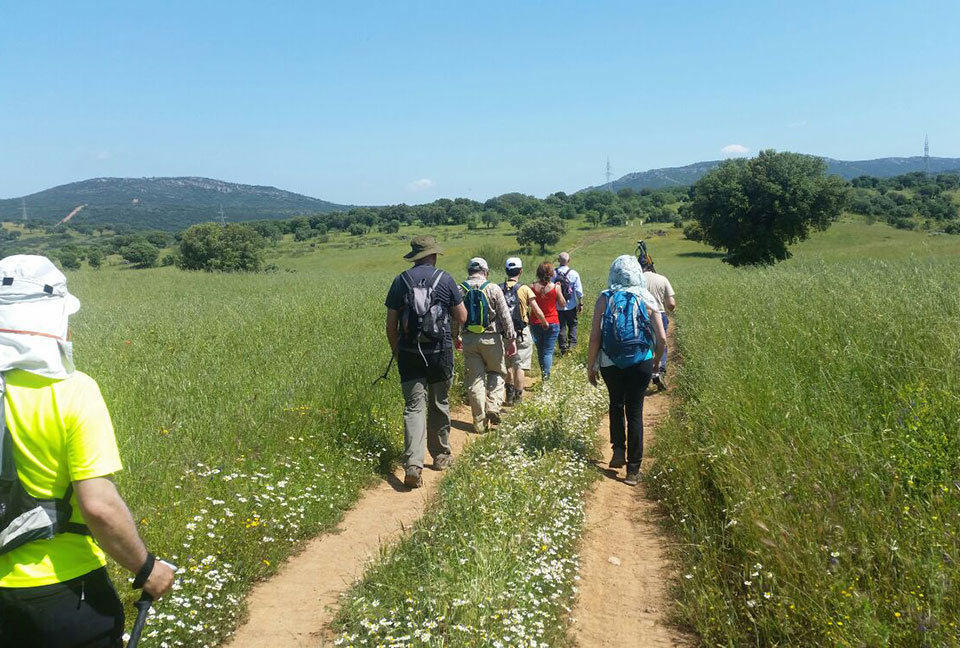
[584,156,960,193]
[0,177,351,231]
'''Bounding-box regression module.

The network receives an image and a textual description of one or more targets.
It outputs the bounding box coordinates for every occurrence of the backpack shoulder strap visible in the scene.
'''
[399,270,414,291]
[429,268,443,289]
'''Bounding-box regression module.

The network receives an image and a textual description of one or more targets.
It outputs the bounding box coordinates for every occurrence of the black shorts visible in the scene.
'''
[0,567,124,648]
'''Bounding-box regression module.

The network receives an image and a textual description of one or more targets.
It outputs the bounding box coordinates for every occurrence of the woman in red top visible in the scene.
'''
[529,261,566,378]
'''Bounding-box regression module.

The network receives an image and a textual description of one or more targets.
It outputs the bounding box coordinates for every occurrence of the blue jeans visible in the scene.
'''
[659,312,669,372]
[531,323,560,379]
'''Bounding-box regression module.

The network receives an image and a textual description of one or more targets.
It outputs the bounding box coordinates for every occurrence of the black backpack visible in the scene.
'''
[399,269,447,351]
[0,374,89,555]
[555,268,575,302]
[501,281,526,340]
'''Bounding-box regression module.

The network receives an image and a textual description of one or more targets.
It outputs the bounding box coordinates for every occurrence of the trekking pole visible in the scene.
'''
[371,354,396,386]
[126,592,153,648]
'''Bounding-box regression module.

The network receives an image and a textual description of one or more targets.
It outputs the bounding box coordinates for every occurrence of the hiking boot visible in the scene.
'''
[504,385,516,407]
[473,420,488,435]
[513,389,523,404]
[609,447,627,469]
[652,373,667,391]
[403,466,423,488]
[624,469,641,486]
[433,453,453,471]
[487,410,501,426]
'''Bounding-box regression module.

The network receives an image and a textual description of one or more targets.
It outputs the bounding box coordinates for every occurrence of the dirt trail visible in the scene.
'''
[225,402,477,647]
[571,362,695,646]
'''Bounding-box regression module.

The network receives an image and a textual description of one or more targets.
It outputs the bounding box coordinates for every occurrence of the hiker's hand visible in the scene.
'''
[588,368,599,386]
[506,339,517,357]
[143,560,176,600]
[454,337,462,351]
[577,302,583,314]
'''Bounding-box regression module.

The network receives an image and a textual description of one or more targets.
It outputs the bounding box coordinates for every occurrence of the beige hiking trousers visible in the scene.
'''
[461,332,506,432]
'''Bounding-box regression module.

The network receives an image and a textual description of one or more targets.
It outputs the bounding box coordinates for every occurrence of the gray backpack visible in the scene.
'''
[399,269,447,351]
[0,374,89,555]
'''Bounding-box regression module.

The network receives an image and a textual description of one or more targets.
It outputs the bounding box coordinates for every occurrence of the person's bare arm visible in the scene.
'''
[74,477,175,599]
[665,295,676,312]
[526,293,547,327]
[586,295,605,386]
[555,283,567,310]
[386,308,400,356]
[649,304,667,369]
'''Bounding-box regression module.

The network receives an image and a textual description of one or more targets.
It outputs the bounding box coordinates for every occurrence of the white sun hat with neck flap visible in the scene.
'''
[0,255,80,379]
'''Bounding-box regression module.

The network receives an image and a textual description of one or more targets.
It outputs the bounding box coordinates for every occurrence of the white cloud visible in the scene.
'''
[407,178,435,192]
[93,151,112,160]
[721,144,750,157]
[787,120,808,129]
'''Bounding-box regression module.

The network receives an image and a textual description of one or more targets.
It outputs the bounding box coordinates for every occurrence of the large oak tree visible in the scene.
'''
[689,150,849,266]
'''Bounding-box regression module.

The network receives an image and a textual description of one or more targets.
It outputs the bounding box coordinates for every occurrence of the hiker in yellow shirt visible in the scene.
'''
[0,255,174,648]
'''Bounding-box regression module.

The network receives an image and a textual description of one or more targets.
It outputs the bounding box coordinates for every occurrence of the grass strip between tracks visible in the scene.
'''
[334,359,608,647]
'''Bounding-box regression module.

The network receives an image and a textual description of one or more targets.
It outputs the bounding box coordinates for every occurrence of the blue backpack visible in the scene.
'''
[600,289,654,368]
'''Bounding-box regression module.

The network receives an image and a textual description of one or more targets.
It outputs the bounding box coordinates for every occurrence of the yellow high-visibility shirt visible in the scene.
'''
[0,369,122,587]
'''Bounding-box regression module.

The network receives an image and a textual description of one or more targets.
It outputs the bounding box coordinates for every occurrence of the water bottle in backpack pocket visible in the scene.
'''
[461,281,492,334]
[600,289,654,368]
[400,269,447,350]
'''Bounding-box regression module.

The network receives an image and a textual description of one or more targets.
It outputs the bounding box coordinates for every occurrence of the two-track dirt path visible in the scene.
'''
[570,353,695,647]
[225,402,477,648]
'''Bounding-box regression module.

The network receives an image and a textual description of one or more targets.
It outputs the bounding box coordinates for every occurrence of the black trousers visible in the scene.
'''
[600,359,654,471]
[557,309,579,351]
[0,567,124,648]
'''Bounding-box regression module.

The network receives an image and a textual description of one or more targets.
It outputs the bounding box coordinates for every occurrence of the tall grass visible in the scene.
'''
[333,360,607,647]
[648,258,960,646]
[68,268,405,646]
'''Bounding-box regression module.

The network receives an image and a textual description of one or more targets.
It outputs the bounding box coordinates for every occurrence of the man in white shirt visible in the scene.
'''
[641,259,675,390]
[554,252,584,356]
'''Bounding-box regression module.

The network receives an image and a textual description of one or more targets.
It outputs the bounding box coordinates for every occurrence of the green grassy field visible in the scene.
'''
[646,221,960,646]
[43,213,960,646]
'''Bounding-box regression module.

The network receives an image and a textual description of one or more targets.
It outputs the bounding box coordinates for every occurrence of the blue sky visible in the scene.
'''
[2,1,958,205]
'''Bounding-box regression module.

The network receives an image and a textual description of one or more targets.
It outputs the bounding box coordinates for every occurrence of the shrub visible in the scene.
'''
[178,223,266,272]
[121,240,159,269]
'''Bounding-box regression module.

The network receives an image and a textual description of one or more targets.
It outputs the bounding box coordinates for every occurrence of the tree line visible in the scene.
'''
[4,152,958,271]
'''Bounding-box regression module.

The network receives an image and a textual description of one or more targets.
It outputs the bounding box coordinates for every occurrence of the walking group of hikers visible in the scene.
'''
[385,235,676,489]
[0,236,676,646]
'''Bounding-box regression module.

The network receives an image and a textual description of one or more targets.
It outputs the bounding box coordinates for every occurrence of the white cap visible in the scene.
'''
[467,257,489,273]
[505,257,522,271]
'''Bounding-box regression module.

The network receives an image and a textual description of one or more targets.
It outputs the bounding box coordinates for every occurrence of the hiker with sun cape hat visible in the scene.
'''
[586,254,666,486]
[0,255,175,648]
[385,237,467,489]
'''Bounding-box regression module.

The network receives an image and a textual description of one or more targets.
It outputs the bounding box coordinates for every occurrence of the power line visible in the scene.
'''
[605,157,612,185]
[20,198,27,223]
[924,134,930,174]
[218,203,226,226]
